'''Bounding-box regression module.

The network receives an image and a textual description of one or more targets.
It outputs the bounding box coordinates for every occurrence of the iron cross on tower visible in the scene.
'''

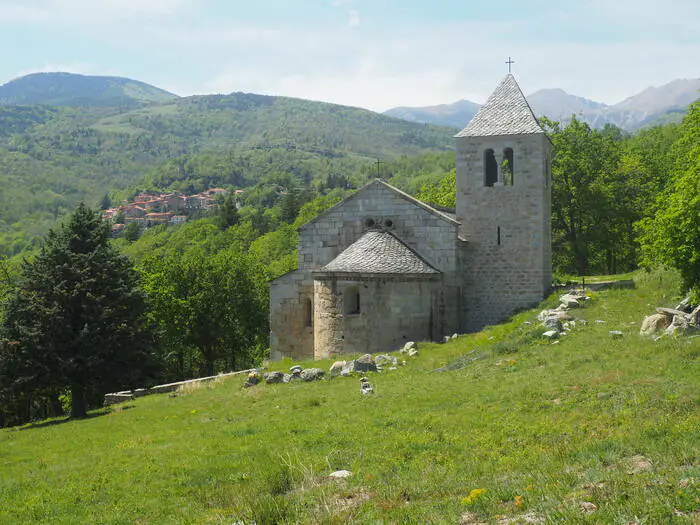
[506,56,515,73]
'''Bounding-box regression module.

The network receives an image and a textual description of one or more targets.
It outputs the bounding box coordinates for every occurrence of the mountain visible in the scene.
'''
[383,78,700,130]
[384,99,480,129]
[527,88,607,121]
[0,72,179,107]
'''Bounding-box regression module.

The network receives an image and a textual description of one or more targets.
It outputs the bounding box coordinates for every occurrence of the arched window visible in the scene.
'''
[303,298,313,327]
[503,147,514,186]
[344,286,360,315]
[484,149,498,187]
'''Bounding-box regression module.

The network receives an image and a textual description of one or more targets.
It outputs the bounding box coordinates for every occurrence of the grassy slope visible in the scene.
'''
[0,270,698,524]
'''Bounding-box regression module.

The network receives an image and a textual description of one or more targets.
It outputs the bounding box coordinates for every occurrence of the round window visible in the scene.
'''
[384,219,393,228]
[365,218,376,228]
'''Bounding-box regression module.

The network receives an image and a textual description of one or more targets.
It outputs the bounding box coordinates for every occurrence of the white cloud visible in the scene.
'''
[348,10,360,27]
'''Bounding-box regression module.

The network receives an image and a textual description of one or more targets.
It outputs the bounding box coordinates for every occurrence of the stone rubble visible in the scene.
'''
[640,297,700,338]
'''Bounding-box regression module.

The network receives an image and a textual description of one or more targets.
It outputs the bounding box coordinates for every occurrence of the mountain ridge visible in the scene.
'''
[383,78,700,130]
[0,72,179,107]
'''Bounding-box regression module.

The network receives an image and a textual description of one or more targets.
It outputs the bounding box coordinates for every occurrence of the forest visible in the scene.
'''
[0,91,698,426]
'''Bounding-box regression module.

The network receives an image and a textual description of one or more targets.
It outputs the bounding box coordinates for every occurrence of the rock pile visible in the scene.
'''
[640,297,700,338]
[537,290,590,340]
[244,348,412,390]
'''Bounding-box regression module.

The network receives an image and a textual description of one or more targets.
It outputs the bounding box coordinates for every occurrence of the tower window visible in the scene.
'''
[484,149,498,187]
[497,226,502,246]
[303,297,313,327]
[344,286,360,315]
[503,148,514,186]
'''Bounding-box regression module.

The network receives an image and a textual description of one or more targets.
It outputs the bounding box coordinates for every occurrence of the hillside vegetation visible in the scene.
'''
[0,269,697,524]
[0,89,454,256]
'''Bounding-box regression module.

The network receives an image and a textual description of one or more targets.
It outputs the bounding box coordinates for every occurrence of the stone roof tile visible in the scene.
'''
[456,74,544,137]
[319,230,439,275]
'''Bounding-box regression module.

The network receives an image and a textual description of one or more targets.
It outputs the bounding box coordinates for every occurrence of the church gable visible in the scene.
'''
[297,179,459,272]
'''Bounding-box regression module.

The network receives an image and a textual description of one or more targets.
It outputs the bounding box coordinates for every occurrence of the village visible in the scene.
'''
[101,187,244,235]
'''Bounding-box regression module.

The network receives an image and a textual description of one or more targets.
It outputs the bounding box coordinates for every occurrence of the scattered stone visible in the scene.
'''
[374,354,398,367]
[443,336,451,343]
[360,377,374,395]
[542,330,559,340]
[676,296,692,312]
[523,321,532,326]
[407,348,419,357]
[544,317,563,332]
[665,314,692,336]
[640,313,669,336]
[452,333,459,339]
[289,370,302,381]
[560,294,580,308]
[625,455,652,474]
[243,370,262,388]
[328,361,347,376]
[595,319,606,324]
[289,365,303,374]
[609,330,624,339]
[562,321,576,331]
[656,307,688,319]
[328,469,353,479]
[264,371,285,384]
[580,501,597,514]
[401,341,417,353]
[538,309,573,322]
[282,374,292,383]
[343,354,378,374]
[300,368,324,381]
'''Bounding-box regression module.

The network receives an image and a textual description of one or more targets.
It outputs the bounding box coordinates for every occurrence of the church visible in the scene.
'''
[269,73,552,360]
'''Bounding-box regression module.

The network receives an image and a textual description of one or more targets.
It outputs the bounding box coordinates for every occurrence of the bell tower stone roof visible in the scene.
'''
[456,74,544,137]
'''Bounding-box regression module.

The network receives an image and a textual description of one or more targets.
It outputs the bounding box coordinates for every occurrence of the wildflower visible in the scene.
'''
[515,495,523,507]
[461,488,487,505]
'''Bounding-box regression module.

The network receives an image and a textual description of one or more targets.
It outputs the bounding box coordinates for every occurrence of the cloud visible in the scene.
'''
[330,0,353,6]
[348,10,361,27]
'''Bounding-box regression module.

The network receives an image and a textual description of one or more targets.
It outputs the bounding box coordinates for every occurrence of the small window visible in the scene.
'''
[365,218,376,228]
[304,298,313,327]
[384,219,393,228]
[503,148,514,186]
[484,149,498,187]
[344,286,360,315]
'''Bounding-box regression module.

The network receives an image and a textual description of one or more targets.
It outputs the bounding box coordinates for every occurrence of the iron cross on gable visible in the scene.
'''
[506,57,515,73]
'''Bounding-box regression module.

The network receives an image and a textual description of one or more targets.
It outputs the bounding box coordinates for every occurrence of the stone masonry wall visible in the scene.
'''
[313,276,438,358]
[269,270,315,360]
[456,133,552,332]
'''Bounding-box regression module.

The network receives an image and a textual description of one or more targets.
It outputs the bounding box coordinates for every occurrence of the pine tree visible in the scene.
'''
[216,194,239,231]
[0,204,155,419]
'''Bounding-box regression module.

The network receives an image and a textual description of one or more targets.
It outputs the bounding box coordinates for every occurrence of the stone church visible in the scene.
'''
[270,73,552,360]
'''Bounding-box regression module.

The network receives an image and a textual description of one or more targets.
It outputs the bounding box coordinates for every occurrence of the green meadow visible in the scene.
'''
[1,269,698,524]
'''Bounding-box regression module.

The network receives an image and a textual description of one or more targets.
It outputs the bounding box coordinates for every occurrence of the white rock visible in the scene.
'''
[328,470,353,479]
[542,330,559,339]
[609,330,623,339]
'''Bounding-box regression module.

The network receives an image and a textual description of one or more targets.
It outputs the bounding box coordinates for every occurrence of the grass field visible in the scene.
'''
[1,270,698,524]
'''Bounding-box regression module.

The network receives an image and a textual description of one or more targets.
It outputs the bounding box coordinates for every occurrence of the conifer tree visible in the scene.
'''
[0,204,155,419]
[216,194,239,231]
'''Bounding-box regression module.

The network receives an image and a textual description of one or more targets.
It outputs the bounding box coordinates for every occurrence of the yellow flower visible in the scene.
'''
[461,488,487,505]
[514,495,523,507]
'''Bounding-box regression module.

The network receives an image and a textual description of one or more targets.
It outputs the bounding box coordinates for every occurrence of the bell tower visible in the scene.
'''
[455,73,552,331]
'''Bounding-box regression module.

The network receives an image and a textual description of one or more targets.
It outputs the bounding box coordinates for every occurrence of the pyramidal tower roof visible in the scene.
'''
[456,74,544,137]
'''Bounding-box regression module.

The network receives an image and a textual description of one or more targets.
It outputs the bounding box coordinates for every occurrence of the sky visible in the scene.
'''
[0,0,698,112]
